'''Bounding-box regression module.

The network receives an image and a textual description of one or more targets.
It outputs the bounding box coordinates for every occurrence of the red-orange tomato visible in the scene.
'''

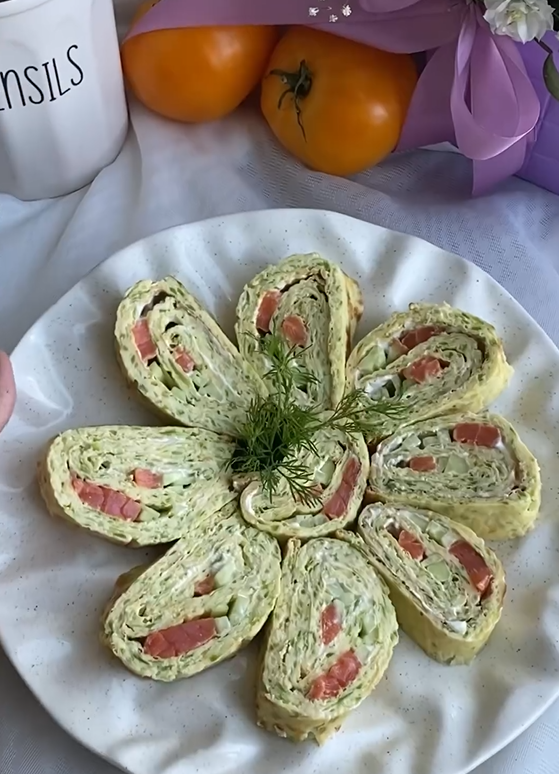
[260,27,418,176]
[121,2,279,123]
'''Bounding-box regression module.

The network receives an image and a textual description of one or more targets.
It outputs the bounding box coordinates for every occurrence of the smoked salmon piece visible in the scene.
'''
[323,457,361,519]
[144,618,217,658]
[194,575,215,597]
[308,650,361,701]
[402,355,448,384]
[174,348,196,373]
[408,456,437,472]
[398,529,424,561]
[321,603,342,645]
[400,326,441,350]
[281,315,308,347]
[256,290,281,332]
[133,469,162,488]
[452,423,501,448]
[132,319,157,361]
[72,476,142,521]
[449,540,493,594]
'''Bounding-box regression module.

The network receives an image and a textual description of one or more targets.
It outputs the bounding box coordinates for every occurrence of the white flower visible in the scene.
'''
[484,0,554,43]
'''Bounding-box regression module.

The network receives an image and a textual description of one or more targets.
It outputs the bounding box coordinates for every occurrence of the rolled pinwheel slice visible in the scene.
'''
[367,412,541,540]
[346,303,513,439]
[357,504,506,665]
[115,276,266,436]
[256,537,398,743]
[239,427,369,540]
[38,426,237,546]
[235,253,363,408]
[102,503,282,681]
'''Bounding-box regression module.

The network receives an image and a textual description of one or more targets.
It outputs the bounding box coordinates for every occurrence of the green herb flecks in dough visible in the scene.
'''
[115,276,267,436]
[102,502,281,681]
[39,426,237,546]
[231,334,405,537]
[367,413,541,540]
[356,504,506,665]
[347,303,513,440]
[236,253,363,409]
[256,536,398,743]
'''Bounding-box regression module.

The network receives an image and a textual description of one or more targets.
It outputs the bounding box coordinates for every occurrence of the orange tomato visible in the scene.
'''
[260,27,418,177]
[121,2,278,123]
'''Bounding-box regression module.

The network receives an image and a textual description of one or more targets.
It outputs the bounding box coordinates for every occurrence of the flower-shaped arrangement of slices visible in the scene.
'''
[38,253,542,744]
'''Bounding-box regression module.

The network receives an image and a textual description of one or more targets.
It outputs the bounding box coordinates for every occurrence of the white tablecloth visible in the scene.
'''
[2,3,559,771]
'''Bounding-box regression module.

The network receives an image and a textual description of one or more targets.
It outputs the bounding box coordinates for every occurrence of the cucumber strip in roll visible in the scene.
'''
[367,412,541,540]
[256,537,398,743]
[115,276,266,435]
[38,426,237,546]
[235,253,363,408]
[357,504,506,665]
[239,427,369,540]
[102,503,281,681]
[346,303,512,439]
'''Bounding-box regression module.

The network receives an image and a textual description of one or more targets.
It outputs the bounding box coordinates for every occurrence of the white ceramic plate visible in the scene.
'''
[1,209,558,774]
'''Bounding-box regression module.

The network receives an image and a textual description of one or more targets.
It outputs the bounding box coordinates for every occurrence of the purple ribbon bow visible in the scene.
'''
[126,0,464,52]
[127,0,541,193]
[398,5,541,193]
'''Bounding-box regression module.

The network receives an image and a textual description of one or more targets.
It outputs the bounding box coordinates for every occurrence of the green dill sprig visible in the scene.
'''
[258,333,318,399]
[231,333,406,502]
[325,388,410,438]
[230,391,321,504]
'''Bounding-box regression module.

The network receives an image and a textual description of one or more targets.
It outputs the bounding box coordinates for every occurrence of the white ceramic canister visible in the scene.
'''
[0,0,128,200]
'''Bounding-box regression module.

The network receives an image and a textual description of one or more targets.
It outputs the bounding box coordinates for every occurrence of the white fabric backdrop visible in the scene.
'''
[2,1,559,772]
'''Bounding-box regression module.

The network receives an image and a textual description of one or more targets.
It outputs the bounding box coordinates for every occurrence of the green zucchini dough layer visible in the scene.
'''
[115,276,266,436]
[346,303,513,439]
[236,253,363,408]
[357,504,506,665]
[256,537,398,744]
[239,426,369,540]
[38,426,237,546]
[102,503,281,681]
[367,412,541,540]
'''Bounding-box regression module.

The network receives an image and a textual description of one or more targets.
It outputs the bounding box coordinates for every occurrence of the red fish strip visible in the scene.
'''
[281,315,308,347]
[308,650,361,701]
[402,355,448,384]
[175,348,195,373]
[452,423,501,448]
[398,529,425,560]
[408,455,437,472]
[194,575,215,597]
[400,326,442,350]
[256,290,281,332]
[132,319,157,361]
[144,618,217,658]
[321,603,342,645]
[72,475,142,521]
[323,457,361,519]
[133,469,163,488]
[449,540,493,594]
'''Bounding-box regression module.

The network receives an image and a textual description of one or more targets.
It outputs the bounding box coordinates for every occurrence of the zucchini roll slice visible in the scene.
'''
[38,426,237,546]
[102,503,281,680]
[367,413,541,540]
[357,504,506,665]
[115,276,266,436]
[256,537,398,743]
[346,303,512,439]
[239,427,369,540]
[236,253,363,408]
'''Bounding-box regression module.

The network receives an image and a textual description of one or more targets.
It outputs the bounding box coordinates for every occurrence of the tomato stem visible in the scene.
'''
[269,60,312,141]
